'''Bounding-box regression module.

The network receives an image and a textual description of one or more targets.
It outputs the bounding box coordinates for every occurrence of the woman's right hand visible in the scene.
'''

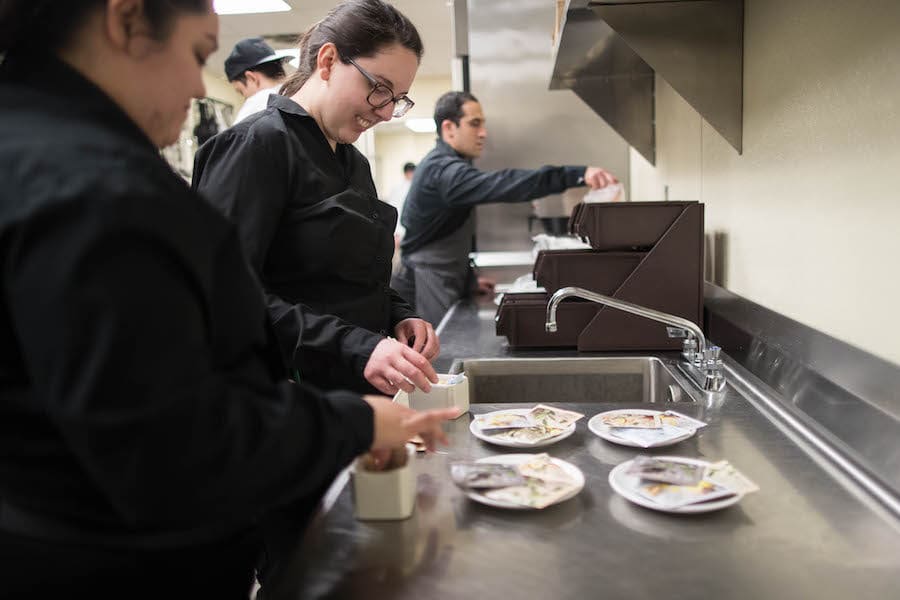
[364,395,459,453]
[364,338,439,395]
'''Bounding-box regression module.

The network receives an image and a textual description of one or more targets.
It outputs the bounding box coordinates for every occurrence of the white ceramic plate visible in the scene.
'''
[470,409,576,448]
[467,454,585,510]
[588,409,695,448]
[608,456,743,514]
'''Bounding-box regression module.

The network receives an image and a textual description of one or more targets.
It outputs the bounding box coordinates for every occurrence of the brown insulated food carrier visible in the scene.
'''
[533,250,644,295]
[495,292,597,348]
[569,201,692,251]
[499,201,705,351]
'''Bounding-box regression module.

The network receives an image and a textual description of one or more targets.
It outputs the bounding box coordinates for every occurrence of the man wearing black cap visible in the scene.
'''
[225,37,288,124]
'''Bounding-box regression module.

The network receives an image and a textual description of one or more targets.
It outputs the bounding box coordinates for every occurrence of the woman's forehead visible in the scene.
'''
[356,44,418,89]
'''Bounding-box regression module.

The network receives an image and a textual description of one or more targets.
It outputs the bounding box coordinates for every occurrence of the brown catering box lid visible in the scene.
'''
[533,249,645,296]
[495,292,597,348]
[568,201,698,251]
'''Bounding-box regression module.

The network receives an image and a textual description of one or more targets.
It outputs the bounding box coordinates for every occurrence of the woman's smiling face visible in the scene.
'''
[317,42,419,146]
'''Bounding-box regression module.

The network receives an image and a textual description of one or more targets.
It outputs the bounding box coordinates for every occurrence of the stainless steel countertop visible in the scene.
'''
[267,300,900,600]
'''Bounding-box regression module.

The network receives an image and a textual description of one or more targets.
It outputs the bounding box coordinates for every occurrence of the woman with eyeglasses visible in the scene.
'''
[193,0,440,399]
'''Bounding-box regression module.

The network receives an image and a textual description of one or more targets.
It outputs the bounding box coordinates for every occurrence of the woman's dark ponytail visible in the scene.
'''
[280,0,424,97]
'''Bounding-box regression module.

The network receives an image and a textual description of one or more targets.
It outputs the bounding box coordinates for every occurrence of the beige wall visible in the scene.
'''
[374,132,437,200]
[629,0,900,366]
[373,76,452,198]
[202,70,242,109]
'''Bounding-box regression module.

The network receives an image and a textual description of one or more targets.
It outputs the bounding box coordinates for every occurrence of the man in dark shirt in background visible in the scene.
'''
[391,91,618,325]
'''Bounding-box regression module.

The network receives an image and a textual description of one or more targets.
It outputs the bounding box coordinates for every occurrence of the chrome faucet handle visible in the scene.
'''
[666,326,689,339]
[681,337,698,362]
[703,346,724,370]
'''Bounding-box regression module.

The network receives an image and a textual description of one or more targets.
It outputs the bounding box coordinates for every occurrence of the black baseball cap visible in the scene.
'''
[224,37,284,82]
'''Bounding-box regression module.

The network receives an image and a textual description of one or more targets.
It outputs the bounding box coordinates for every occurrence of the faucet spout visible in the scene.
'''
[544,287,725,394]
[544,286,708,356]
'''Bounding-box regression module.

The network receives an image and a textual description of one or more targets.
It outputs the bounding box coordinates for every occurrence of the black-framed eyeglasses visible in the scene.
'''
[346,57,415,118]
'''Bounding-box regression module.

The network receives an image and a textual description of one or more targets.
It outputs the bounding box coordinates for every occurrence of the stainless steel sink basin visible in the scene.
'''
[451,357,694,404]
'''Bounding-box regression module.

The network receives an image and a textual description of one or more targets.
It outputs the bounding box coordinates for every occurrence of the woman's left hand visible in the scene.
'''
[394,318,440,361]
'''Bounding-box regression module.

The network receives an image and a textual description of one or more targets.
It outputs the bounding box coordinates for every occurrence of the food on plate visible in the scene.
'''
[528,404,584,429]
[601,412,662,429]
[450,462,526,489]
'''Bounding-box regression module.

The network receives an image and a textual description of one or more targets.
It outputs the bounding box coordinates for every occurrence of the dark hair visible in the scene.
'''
[403,162,416,174]
[235,60,286,85]
[434,91,479,133]
[280,0,424,97]
[0,0,208,56]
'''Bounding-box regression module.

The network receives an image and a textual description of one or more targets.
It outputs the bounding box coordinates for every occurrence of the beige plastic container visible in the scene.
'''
[352,445,416,521]
[407,373,469,416]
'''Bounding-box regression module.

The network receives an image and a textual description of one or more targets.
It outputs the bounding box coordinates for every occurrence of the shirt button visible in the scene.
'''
[379,329,388,336]
[371,212,379,220]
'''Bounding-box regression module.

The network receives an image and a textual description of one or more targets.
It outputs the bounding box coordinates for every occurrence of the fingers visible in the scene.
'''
[403,408,458,450]
[394,319,437,359]
[371,376,398,396]
[393,318,415,346]
[584,167,618,189]
[421,330,440,360]
[399,345,438,385]
[394,328,409,346]
[395,319,433,355]
[391,352,434,392]
[383,368,416,394]
[393,319,440,360]
[410,326,426,354]
[367,447,392,471]
[411,320,438,358]
[368,394,457,454]
[363,336,439,397]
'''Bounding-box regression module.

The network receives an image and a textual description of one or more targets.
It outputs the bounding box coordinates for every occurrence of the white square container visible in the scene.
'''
[407,373,469,416]
[352,445,416,521]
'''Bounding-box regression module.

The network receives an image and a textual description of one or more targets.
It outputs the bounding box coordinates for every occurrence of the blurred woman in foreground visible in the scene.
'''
[0,1,455,597]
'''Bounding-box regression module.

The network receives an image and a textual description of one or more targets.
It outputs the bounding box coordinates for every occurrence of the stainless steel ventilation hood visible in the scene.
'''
[551,0,744,164]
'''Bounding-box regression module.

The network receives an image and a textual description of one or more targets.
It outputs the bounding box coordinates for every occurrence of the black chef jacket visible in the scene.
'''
[394,138,586,323]
[0,53,373,547]
[193,96,417,393]
[400,138,586,255]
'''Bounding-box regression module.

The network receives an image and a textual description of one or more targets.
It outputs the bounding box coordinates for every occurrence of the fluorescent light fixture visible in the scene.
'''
[214,0,291,15]
[405,118,436,134]
[274,49,300,69]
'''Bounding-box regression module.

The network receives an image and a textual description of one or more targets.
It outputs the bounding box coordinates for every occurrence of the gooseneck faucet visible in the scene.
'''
[546,286,707,354]
[545,286,725,393]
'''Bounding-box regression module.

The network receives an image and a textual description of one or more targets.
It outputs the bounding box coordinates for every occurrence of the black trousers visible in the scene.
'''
[0,527,261,599]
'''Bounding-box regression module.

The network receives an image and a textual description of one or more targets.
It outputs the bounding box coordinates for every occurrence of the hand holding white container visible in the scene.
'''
[407,373,469,416]
[352,444,417,521]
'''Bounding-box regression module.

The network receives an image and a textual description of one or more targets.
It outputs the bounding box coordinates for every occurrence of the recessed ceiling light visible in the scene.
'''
[405,118,437,134]
[214,0,291,15]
